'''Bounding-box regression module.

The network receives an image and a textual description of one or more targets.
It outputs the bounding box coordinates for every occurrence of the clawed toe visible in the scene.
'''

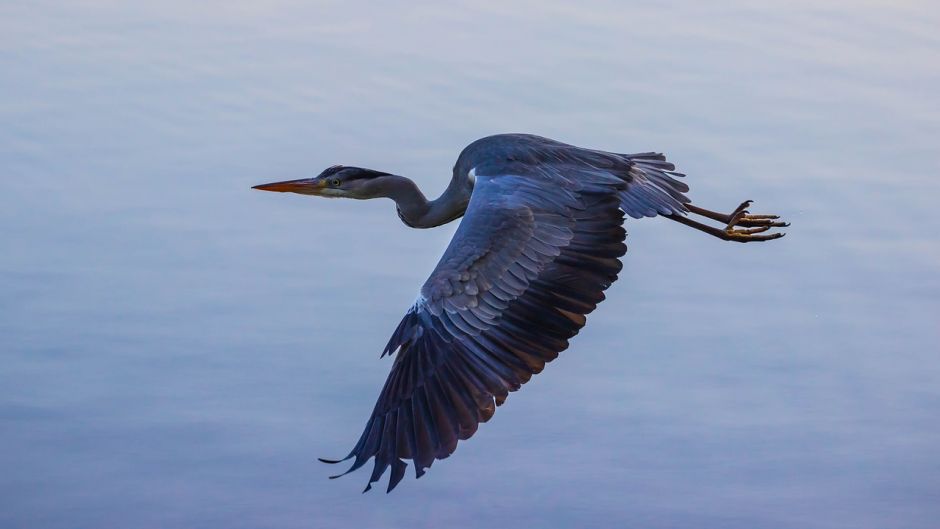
[732,200,753,216]
[744,213,779,220]
[726,231,786,242]
[729,225,771,235]
[724,208,750,231]
[678,200,789,243]
[729,202,787,241]
[736,217,790,228]
[722,200,788,242]
[725,201,788,233]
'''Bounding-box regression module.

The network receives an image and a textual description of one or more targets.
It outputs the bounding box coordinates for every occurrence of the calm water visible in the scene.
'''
[2,1,939,528]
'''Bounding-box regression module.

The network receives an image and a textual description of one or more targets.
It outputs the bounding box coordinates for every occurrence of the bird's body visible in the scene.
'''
[253,134,787,493]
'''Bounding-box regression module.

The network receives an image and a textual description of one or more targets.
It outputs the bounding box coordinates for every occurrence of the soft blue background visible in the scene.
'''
[2,1,938,528]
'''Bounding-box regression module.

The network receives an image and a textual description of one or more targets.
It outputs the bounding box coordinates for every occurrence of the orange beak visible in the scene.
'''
[251,178,325,195]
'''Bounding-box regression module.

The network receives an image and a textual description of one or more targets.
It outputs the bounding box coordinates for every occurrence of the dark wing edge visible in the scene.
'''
[320,190,627,493]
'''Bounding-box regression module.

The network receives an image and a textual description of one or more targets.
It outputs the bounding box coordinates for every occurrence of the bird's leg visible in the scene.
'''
[666,213,785,242]
[666,200,788,243]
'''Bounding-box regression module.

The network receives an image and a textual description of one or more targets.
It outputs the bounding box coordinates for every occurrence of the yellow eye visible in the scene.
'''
[330,178,341,186]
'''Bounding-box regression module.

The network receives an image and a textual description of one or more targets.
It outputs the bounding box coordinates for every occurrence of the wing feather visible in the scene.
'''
[323,177,628,492]
[322,134,691,492]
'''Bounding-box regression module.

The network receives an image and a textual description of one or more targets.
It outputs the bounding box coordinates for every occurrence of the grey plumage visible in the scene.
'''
[253,133,787,493]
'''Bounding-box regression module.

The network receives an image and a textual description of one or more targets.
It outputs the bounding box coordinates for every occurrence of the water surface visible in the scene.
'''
[2,1,939,528]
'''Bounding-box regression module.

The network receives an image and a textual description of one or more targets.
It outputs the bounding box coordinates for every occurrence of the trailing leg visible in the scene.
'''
[667,200,788,243]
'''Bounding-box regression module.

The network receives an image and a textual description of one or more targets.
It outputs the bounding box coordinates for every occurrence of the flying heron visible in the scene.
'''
[252,133,788,493]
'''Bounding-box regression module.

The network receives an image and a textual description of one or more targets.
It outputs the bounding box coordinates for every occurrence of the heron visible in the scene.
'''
[252,133,787,493]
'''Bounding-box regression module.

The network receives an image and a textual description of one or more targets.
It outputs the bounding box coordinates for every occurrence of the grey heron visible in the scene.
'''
[252,133,787,493]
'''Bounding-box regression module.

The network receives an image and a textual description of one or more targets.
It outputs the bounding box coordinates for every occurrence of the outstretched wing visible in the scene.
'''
[322,169,629,492]
[321,136,690,493]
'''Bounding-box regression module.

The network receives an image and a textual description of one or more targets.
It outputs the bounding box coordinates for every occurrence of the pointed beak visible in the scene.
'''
[251,178,325,195]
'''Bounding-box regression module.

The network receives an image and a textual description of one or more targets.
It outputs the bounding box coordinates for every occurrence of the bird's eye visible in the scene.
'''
[330,178,341,187]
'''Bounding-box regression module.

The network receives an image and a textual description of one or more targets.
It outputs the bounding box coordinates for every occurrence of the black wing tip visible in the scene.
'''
[323,454,361,479]
[324,454,412,493]
[387,459,408,493]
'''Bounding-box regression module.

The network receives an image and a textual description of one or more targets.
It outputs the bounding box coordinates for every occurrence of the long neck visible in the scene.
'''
[381,174,471,229]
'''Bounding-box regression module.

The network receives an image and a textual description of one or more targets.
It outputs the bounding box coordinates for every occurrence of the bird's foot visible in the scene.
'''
[720,200,788,242]
[676,200,789,243]
[723,200,790,230]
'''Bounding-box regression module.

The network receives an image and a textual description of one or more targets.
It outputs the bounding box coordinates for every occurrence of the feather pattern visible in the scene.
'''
[321,134,692,492]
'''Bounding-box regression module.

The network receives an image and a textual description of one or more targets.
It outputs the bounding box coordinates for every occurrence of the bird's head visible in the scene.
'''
[252,165,393,200]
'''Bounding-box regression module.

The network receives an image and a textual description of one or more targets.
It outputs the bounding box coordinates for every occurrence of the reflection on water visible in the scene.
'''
[2,1,939,528]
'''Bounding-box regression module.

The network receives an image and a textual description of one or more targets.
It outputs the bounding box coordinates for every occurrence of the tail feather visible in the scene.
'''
[619,153,690,219]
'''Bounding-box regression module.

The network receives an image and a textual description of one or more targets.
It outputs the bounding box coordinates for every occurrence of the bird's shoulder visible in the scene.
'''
[453,133,574,178]
[453,133,637,192]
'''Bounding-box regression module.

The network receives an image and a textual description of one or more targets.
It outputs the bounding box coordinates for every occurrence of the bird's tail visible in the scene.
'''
[618,152,691,219]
